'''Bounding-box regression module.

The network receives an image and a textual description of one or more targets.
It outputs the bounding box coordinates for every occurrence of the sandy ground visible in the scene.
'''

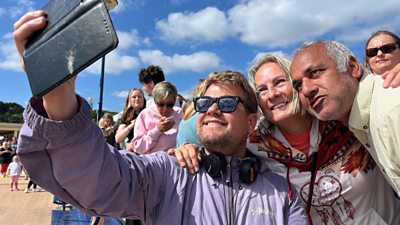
[0,173,54,225]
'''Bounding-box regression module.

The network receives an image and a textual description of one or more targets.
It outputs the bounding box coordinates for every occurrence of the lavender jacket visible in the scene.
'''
[17,97,308,225]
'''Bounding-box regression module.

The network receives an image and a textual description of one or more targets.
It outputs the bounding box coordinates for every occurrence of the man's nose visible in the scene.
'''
[206,102,221,114]
[300,77,315,97]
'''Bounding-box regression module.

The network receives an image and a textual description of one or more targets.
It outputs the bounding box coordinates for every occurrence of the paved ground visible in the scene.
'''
[0,173,54,225]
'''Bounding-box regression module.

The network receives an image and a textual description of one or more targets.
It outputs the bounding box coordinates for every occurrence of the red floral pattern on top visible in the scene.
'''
[249,120,377,224]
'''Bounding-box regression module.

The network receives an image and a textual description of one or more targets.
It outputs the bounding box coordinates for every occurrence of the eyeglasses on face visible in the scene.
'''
[366,42,400,57]
[156,102,174,108]
[193,96,244,113]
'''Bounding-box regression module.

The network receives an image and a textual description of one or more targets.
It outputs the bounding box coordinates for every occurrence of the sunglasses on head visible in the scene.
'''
[193,96,244,113]
[366,42,399,57]
[156,102,174,108]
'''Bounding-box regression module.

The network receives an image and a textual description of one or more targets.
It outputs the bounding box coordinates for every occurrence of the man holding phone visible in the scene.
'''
[13,11,308,224]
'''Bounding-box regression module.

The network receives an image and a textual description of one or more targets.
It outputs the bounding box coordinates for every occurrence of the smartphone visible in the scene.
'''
[23,0,119,97]
[165,116,174,121]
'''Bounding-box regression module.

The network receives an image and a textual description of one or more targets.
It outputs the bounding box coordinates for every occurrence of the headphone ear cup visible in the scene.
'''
[201,152,227,179]
[239,158,260,184]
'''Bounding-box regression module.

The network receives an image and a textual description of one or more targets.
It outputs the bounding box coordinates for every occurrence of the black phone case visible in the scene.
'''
[23,0,119,97]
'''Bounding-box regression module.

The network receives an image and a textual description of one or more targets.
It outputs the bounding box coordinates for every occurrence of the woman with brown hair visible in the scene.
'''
[115,88,146,150]
[364,30,400,76]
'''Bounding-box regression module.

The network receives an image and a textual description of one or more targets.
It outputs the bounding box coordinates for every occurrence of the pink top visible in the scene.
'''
[131,105,183,154]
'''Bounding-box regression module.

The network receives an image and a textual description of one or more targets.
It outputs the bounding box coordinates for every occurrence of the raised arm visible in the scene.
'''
[13,11,78,120]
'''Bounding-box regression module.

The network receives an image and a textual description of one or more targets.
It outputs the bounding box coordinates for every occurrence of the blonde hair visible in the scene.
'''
[182,79,207,120]
[98,118,105,129]
[248,53,305,115]
[152,81,178,103]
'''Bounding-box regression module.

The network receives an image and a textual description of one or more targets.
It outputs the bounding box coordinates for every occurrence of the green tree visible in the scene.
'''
[0,101,118,124]
[0,101,24,123]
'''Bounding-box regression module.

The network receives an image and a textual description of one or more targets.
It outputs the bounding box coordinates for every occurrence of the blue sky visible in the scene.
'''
[0,0,399,113]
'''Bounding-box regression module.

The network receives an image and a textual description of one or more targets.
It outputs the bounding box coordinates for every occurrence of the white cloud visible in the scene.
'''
[117,29,141,49]
[85,50,140,75]
[156,7,233,44]
[142,37,151,46]
[154,0,400,48]
[247,51,290,70]
[250,50,289,63]
[111,0,145,14]
[112,90,130,98]
[228,0,400,47]
[0,35,23,72]
[116,29,150,49]
[8,0,35,18]
[178,84,198,99]
[138,50,222,74]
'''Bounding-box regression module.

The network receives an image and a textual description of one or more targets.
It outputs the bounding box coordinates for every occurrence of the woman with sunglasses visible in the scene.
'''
[173,54,400,225]
[364,30,400,76]
[131,81,183,154]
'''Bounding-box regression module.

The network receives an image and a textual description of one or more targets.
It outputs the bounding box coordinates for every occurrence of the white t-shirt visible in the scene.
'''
[8,161,22,176]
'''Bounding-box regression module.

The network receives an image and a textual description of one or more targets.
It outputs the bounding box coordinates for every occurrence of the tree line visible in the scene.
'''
[0,101,24,123]
[0,101,117,123]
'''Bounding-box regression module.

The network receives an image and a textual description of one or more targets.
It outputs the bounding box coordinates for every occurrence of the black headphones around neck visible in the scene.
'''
[200,148,261,184]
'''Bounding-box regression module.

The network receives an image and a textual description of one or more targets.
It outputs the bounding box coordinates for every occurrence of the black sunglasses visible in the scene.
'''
[156,102,174,108]
[366,42,399,57]
[193,96,243,113]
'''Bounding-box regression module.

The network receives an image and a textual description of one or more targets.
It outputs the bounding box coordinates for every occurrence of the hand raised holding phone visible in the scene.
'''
[157,116,175,132]
[23,0,119,97]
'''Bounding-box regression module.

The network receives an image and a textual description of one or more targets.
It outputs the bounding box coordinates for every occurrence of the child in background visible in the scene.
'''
[7,155,22,191]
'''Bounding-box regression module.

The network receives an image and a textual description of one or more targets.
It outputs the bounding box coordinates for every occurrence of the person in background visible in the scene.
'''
[175,79,205,148]
[364,30,400,76]
[0,141,12,177]
[25,178,39,193]
[99,113,119,149]
[131,81,183,154]
[115,88,146,150]
[10,136,18,155]
[138,65,165,99]
[114,88,147,225]
[176,93,187,108]
[138,65,181,107]
[290,40,400,196]
[7,155,22,191]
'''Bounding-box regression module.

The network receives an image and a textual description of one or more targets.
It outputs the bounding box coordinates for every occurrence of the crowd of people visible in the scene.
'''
[8,8,400,225]
[0,136,41,193]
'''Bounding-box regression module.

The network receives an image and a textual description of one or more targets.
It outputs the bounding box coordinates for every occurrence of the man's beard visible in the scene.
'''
[198,129,231,153]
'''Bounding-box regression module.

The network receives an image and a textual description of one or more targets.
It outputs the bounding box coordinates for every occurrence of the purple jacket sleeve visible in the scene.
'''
[16,96,186,221]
